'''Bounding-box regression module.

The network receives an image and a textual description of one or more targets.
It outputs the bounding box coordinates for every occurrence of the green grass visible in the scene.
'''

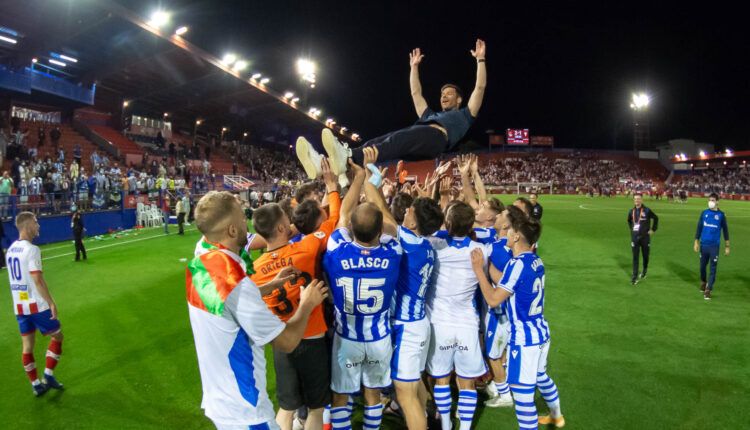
[0,195,748,429]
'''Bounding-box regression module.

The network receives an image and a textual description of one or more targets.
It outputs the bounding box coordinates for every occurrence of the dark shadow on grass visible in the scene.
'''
[667,260,695,284]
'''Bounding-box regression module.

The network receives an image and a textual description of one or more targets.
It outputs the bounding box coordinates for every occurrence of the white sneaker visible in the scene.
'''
[322,128,350,176]
[484,393,514,408]
[484,381,498,398]
[296,136,323,179]
[338,172,349,189]
[292,417,305,430]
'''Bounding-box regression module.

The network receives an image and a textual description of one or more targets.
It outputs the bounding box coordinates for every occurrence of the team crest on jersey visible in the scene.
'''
[360,249,370,255]
[314,231,326,239]
[714,215,719,220]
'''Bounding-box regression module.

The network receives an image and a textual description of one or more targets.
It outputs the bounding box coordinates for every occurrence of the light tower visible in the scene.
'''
[630,92,651,151]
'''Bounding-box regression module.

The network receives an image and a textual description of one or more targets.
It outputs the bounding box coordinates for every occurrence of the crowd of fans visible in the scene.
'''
[478,153,656,194]
[670,165,750,195]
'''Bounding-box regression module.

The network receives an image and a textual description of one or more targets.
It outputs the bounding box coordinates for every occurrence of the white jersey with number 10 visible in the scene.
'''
[6,240,47,316]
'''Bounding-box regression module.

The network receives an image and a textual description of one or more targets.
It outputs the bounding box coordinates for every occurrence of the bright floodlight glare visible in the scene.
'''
[296,58,316,76]
[260,77,270,84]
[631,92,650,110]
[222,53,237,66]
[0,35,18,44]
[232,60,248,72]
[195,120,202,125]
[148,10,171,28]
[31,58,38,63]
[251,73,262,80]
[283,92,294,99]
[243,132,248,137]
[175,26,189,36]
[222,127,227,131]
[699,150,706,157]
[725,148,733,155]
[123,101,129,107]
[59,54,78,63]
[49,59,66,67]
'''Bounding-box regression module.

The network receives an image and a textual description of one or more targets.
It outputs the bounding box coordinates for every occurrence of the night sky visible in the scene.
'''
[126,1,749,150]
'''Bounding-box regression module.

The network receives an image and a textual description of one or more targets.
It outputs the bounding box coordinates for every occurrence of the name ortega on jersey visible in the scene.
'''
[341,256,391,270]
[259,256,293,275]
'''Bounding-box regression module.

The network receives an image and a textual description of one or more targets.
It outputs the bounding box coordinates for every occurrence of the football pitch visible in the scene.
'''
[1,195,748,429]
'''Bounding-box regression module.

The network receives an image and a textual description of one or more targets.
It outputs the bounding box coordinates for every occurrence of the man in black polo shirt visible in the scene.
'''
[530,193,543,220]
[627,193,659,285]
[296,39,487,182]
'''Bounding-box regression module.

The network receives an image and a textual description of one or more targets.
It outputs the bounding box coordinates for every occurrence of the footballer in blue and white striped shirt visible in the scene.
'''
[471,215,564,429]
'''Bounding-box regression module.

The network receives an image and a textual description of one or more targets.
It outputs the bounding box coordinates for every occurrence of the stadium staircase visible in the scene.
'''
[5,121,101,173]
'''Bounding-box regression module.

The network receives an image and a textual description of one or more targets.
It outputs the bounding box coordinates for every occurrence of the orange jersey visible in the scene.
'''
[251,191,340,338]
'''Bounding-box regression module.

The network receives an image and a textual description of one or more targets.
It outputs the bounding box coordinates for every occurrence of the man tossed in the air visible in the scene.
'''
[296,39,487,183]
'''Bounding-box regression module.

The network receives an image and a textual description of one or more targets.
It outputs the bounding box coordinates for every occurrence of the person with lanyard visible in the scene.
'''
[693,193,730,300]
[626,193,658,285]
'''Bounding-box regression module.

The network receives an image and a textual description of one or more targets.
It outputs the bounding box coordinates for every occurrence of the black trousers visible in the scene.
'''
[74,235,87,260]
[350,125,449,165]
[177,213,185,234]
[631,235,650,278]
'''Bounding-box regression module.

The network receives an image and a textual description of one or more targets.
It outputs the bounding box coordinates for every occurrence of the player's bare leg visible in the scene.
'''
[277,408,296,430]
[485,356,512,407]
[304,407,324,430]
[395,380,427,430]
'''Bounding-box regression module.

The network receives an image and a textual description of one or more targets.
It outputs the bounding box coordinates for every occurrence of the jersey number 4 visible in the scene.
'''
[337,277,386,314]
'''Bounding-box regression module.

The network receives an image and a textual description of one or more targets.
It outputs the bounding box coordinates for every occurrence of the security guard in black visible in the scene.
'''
[626,194,658,283]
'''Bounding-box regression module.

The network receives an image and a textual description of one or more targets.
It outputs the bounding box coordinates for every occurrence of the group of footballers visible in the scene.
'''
[185,127,563,430]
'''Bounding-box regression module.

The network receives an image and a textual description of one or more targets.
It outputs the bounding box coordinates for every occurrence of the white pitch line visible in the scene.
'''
[42,227,197,261]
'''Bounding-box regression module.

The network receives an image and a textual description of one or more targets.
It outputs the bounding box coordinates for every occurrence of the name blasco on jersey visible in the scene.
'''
[340,256,392,270]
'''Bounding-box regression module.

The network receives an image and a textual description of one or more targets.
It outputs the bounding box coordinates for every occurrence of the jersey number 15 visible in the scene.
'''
[337,277,386,315]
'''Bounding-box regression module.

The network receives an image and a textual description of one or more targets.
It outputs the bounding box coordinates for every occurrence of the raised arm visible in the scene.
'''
[362,148,398,236]
[337,161,366,229]
[470,155,487,202]
[467,39,487,117]
[457,155,479,210]
[409,48,429,117]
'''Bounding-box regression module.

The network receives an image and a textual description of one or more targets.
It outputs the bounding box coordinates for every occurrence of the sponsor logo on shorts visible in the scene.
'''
[345,358,381,368]
[439,342,469,351]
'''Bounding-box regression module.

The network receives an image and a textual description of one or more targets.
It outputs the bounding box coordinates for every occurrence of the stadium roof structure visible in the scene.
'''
[0,0,353,146]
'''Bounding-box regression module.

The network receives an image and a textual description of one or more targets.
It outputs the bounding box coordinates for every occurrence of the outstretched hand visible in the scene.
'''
[471,39,486,60]
[410,48,424,67]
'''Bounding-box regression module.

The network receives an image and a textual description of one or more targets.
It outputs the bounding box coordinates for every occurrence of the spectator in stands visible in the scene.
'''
[11,157,21,187]
[50,126,61,149]
[156,131,165,149]
[0,126,8,161]
[169,141,176,159]
[70,160,79,182]
[0,171,13,218]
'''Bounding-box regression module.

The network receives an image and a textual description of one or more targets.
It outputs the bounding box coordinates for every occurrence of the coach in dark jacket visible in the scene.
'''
[627,193,658,285]
[72,210,87,261]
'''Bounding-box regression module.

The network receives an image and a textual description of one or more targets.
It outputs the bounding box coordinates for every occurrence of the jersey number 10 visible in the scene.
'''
[337,277,386,315]
[8,257,22,282]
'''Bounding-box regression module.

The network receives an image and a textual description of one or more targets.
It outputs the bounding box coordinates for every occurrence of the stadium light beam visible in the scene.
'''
[631,92,650,110]
[0,35,17,44]
[221,53,238,66]
[49,59,66,67]
[59,54,78,63]
[175,26,189,36]
[260,77,270,84]
[297,58,316,76]
[148,10,171,28]
[232,60,248,72]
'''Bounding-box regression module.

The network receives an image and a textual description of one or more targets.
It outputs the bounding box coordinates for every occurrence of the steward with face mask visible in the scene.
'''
[693,193,730,300]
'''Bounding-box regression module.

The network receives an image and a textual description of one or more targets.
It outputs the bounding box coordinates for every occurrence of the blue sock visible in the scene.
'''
[457,389,477,430]
[331,406,351,430]
[537,372,561,416]
[511,385,538,430]
[363,403,383,430]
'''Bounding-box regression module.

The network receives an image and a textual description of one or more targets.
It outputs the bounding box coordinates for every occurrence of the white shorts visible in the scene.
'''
[507,339,550,386]
[484,311,510,361]
[331,333,392,394]
[391,318,431,382]
[427,324,487,379]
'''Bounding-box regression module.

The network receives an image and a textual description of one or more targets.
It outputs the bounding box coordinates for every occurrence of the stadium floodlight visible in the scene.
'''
[221,53,237,66]
[726,148,733,156]
[291,97,300,103]
[49,59,66,67]
[243,132,248,137]
[297,58,316,76]
[175,26,189,36]
[31,58,38,63]
[123,101,130,108]
[195,119,202,125]
[283,92,294,99]
[630,92,650,110]
[59,54,78,63]
[0,35,17,44]
[699,150,706,158]
[148,10,171,28]
[221,127,228,132]
[310,84,316,89]
[164,112,169,117]
[232,60,248,72]
[250,73,262,81]
[260,77,270,84]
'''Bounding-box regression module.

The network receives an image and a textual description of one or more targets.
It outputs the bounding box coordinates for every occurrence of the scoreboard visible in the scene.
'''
[506,128,530,145]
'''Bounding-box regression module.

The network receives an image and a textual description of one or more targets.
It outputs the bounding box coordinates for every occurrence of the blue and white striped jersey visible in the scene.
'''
[489,237,512,273]
[391,226,435,322]
[324,228,402,342]
[474,227,497,244]
[498,252,550,346]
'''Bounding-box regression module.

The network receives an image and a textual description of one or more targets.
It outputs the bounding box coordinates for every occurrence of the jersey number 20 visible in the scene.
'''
[337,277,386,314]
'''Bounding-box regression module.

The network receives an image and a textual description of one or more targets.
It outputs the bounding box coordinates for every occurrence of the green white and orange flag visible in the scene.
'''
[186,249,247,316]
[198,237,255,275]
